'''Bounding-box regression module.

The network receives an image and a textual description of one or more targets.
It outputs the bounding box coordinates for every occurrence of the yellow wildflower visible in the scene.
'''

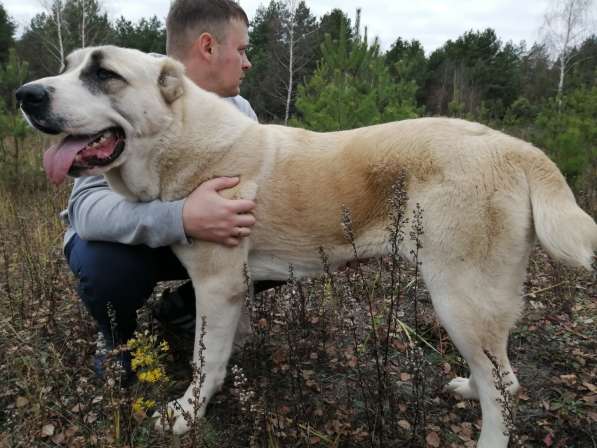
[138,367,166,384]
[132,397,157,414]
[131,349,156,371]
[127,332,170,383]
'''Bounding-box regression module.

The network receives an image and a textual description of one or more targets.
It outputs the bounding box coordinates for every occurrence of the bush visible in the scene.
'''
[531,87,597,193]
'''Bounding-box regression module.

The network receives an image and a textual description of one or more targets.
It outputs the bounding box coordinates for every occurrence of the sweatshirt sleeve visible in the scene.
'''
[67,176,190,248]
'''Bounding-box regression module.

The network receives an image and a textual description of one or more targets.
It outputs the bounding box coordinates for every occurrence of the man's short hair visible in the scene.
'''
[167,0,249,59]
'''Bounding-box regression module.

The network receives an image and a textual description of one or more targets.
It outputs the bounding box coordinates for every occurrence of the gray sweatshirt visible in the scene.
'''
[62,95,258,248]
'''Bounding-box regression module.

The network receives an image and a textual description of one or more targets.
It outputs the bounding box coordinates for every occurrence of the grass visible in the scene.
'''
[0,138,595,447]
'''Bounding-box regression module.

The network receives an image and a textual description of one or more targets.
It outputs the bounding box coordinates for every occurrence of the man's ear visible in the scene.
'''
[193,32,216,60]
[159,58,185,104]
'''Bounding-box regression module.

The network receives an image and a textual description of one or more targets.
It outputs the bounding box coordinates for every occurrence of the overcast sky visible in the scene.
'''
[2,0,561,53]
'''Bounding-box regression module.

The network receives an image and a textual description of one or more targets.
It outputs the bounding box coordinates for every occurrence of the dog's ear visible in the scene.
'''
[159,58,185,104]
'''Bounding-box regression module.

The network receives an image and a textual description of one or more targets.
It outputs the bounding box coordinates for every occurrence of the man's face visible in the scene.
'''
[211,19,252,97]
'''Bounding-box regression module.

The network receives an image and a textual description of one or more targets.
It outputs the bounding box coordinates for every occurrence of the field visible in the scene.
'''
[0,136,595,447]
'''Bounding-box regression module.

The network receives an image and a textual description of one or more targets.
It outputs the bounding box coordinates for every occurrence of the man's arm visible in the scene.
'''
[67,176,188,248]
[68,176,255,248]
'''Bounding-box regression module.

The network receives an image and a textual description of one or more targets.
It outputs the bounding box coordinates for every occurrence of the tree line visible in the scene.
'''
[0,0,595,196]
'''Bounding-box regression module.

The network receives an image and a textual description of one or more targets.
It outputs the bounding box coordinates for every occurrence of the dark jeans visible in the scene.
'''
[65,234,189,346]
[65,234,283,347]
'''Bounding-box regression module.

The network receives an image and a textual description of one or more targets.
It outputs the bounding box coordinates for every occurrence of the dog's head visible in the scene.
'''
[16,46,185,185]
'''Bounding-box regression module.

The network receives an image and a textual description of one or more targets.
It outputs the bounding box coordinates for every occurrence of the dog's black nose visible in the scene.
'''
[15,84,50,111]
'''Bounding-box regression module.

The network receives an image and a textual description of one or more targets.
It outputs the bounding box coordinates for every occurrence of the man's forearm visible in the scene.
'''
[67,176,190,248]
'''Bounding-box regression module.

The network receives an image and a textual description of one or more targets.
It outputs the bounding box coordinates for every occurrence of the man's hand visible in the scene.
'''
[182,177,256,247]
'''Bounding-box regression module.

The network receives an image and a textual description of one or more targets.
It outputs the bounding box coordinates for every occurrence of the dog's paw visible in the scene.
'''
[152,399,200,435]
[445,377,479,400]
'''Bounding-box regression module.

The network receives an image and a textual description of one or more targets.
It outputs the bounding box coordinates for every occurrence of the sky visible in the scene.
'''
[2,0,557,53]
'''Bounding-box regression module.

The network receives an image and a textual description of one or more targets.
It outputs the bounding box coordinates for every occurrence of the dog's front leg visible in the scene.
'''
[155,241,249,435]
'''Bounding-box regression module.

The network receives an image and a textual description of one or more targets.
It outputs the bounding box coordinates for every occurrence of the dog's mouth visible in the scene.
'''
[43,127,125,185]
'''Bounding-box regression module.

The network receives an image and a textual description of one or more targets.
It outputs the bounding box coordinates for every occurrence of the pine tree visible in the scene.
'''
[0,48,31,175]
[0,3,16,64]
[519,43,559,103]
[111,16,166,53]
[317,8,353,48]
[0,47,28,109]
[565,35,597,91]
[293,21,420,131]
[533,86,597,191]
[424,28,523,119]
[385,37,428,106]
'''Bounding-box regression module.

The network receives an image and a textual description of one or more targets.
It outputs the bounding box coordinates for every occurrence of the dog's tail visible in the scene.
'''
[526,151,596,270]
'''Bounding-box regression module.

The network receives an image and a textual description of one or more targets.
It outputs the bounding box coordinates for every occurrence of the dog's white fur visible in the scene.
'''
[22,46,597,447]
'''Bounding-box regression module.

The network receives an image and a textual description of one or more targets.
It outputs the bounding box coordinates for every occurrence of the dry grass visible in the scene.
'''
[0,139,595,447]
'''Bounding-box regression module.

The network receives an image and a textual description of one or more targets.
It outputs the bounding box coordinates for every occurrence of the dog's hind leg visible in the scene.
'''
[424,263,525,448]
[155,242,250,435]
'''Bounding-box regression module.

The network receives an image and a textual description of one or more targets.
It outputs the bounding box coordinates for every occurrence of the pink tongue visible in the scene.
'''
[43,135,97,185]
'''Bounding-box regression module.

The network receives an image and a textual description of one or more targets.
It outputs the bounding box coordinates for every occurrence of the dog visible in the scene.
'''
[16,46,596,447]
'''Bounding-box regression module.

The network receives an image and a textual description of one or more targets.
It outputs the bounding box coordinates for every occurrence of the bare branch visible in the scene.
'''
[540,0,595,105]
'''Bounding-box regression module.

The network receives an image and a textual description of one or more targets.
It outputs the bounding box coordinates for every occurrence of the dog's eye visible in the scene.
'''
[96,68,120,81]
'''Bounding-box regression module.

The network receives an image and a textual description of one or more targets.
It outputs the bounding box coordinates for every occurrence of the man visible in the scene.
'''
[64,0,261,378]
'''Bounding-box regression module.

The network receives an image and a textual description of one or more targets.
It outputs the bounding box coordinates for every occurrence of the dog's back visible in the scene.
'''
[249,118,595,277]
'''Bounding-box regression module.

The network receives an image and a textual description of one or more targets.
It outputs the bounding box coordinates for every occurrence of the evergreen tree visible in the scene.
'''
[424,29,523,120]
[318,8,353,46]
[566,35,597,91]
[385,37,428,105]
[0,48,31,175]
[0,2,16,64]
[313,8,353,64]
[0,47,29,109]
[111,16,166,53]
[532,86,596,193]
[293,22,420,131]
[518,43,559,103]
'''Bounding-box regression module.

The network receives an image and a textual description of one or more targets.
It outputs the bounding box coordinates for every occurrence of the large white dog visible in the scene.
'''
[17,46,596,447]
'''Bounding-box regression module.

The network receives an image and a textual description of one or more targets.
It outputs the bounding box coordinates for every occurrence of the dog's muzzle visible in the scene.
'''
[15,84,49,112]
[15,84,62,134]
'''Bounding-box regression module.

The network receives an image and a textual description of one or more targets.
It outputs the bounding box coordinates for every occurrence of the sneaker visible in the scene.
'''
[93,332,135,386]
